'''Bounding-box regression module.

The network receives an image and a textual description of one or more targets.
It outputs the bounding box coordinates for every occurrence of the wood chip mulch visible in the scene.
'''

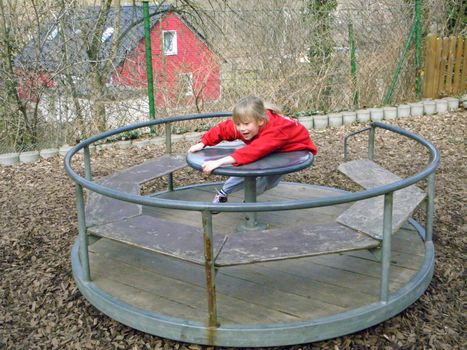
[1,110,465,350]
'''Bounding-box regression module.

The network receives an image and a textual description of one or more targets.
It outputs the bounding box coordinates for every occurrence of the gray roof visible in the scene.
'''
[15,4,202,76]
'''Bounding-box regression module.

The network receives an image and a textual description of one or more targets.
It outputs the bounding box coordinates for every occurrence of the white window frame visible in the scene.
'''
[47,26,59,40]
[179,73,193,96]
[101,27,114,42]
[163,30,177,56]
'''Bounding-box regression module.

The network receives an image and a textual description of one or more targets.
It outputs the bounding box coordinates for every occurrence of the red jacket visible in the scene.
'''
[201,110,318,165]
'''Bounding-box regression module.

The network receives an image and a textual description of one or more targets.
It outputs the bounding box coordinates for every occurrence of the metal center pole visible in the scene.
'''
[237,177,267,231]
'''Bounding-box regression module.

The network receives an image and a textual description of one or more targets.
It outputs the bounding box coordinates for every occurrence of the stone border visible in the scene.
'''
[297,96,464,130]
[1,96,465,167]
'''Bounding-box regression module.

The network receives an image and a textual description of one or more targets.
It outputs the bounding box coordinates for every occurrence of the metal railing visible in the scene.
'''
[64,114,440,326]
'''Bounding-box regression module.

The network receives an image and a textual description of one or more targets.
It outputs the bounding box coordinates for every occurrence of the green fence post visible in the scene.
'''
[143,1,156,121]
[348,22,359,109]
[383,23,416,105]
[415,0,422,98]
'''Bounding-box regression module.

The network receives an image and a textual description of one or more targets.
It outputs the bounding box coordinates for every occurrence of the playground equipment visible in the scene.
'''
[64,113,439,347]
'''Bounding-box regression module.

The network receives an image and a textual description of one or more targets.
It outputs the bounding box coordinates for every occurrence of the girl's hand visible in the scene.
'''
[202,156,235,175]
[202,160,222,175]
[188,142,205,153]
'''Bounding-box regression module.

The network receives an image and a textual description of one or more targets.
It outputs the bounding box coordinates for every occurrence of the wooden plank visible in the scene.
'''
[91,259,215,323]
[146,203,348,234]
[323,223,425,271]
[89,212,378,267]
[463,40,467,91]
[90,239,208,283]
[92,275,210,321]
[103,154,187,186]
[90,235,421,315]
[144,183,350,233]
[423,34,436,98]
[336,190,425,240]
[438,37,450,96]
[86,192,141,227]
[309,254,418,282]
[90,253,299,324]
[344,249,425,271]
[147,205,347,234]
[259,183,348,200]
[86,154,187,227]
[255,258,397,296]
[222,263,377,308]
[390,232,425,256]
[88,215,225,265]
[338,160,424,195]
[445,36,457,94]
[337,160,426,240]
[216,223,379,267]
[89,239,343,321]
[453,36,464,94]
[433,36,443,97]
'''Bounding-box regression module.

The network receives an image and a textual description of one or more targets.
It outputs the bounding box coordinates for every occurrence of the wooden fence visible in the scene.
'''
[423,34,466,98]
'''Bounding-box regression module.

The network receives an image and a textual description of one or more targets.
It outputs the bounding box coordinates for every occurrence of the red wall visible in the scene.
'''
[16,69,54,102]
[113,13,221,108]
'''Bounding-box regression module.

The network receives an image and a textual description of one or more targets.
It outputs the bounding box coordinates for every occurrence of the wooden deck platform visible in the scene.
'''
[87,183,426,326]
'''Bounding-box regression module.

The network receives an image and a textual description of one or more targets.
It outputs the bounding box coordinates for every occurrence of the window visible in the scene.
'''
[101,27,114,42]
[163,30,177,55]
[179,73,193,96]
[47,26,59,40]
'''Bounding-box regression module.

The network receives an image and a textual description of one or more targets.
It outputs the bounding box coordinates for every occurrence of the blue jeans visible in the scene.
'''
[221,175,282,196]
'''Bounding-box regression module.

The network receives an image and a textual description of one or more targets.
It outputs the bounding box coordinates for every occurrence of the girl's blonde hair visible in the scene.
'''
[232,95,282,124]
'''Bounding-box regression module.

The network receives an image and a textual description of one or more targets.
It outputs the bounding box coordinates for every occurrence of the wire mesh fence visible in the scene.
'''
[0,0,454,154]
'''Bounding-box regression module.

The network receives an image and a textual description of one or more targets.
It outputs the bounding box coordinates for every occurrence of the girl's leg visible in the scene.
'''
[256,174,282,195]
[220,174,282,196]
[220,176,244,195]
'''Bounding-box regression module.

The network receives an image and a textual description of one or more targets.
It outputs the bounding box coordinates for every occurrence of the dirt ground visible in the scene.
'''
[0,110,465,350]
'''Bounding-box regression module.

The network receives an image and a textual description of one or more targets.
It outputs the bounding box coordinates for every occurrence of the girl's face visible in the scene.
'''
[234,119,265,140]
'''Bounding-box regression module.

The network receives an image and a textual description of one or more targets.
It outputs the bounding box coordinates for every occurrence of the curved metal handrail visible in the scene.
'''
[66,113,440,330]
[64,116,440,213]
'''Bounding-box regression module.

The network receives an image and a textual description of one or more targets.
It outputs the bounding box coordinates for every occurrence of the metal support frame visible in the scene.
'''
[368,126,376,161]
[380,192,393,302]
[202,211,218,328]
[343,127,370,162]
[65,117,440,346]
[165,123,174,191]
[76,184,90,282]
[84,146,92,181]
[426,172,436,242]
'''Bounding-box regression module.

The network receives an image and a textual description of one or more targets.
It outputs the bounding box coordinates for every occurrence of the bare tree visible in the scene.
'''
[0,0,61,149]
[4,0,219,149]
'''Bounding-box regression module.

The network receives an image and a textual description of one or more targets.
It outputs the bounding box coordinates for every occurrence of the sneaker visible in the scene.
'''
[212,191,228,204]
[212,191,228,214]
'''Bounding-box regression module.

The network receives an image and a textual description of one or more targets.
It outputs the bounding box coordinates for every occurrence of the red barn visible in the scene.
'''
[15,5,222,108]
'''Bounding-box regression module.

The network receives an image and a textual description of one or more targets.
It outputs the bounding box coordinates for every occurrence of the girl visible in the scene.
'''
[188,95,318,203]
